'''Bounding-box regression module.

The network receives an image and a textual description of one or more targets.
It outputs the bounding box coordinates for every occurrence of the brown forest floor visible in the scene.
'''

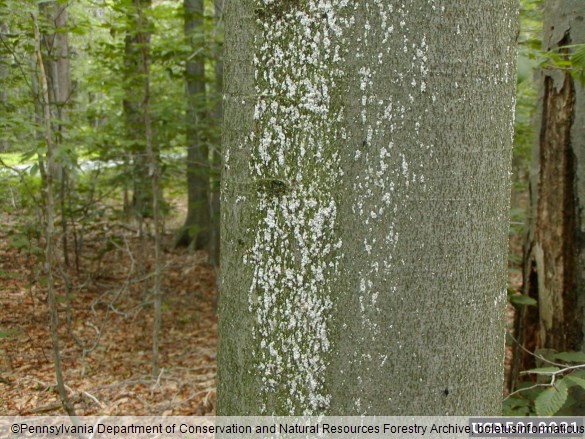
[0,210,217,416]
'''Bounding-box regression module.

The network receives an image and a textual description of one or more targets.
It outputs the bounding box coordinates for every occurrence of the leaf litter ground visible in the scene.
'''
[0,211,217,415]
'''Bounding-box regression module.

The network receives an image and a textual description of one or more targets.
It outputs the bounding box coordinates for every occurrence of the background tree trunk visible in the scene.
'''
[0,20,8,152]
[39,1,70,135]
[218,0,517,415]
[515,0,585,378]
[207,0,224,266]
[39,0,71,266]
[124,0,153,218]
[33,14,76,417]
[175,0,210,250]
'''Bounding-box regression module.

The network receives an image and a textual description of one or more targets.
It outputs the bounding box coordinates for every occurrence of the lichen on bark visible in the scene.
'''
[242,0,350,415]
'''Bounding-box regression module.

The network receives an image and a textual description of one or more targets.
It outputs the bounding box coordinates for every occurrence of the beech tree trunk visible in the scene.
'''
[516,1,585,378]
[175,0,210,250]
[0,20,7,152]
[123,0,153,218]
[218,1,517,415]
[207,0,224,266]
[39,0,71,266]
[39,1,70,136]
[33,14,76,417]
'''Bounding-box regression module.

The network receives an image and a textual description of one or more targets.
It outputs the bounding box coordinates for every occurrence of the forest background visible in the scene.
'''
[0,0,584,417]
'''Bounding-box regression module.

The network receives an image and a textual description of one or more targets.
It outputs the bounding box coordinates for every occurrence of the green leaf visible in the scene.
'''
[512,380,544,401]
[569,369,585,380]
[503,395,532,416]
[534,379,568,416]
[29,163,38,176]
[517,49,537,84]
[564,374,585,391]
[0,327,18,339]
[552,351,585,363]
[571,44,585,67]
[524,367,560,375]
[508,294,537,306]
[570,44,585,85]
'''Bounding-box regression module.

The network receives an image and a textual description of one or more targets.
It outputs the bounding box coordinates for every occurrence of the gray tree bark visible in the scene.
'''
[218,1,517,416]
[174,0,210,250]
[516,1,585,377]
[123,0,153,218]
[39,1,70,133]
[207,0,224,266]
[39,0,72,266]
[0,20,8,152]
[33,14,76,417]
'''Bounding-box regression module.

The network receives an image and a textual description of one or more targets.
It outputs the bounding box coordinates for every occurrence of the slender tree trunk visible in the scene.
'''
[39,1,71,266]
[218,1,517,415]
[0,20,7,152]
[39,1,70,126]
[124,0,153,219]
[132,0,163,379]
[31,53,43,143]
[32,14,76,417]
[175,0,210,250]
[208,0,224,266]
[515,1,585,382]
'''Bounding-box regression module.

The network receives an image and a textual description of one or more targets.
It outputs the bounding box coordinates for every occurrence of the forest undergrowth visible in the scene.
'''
[0,206,217,416]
